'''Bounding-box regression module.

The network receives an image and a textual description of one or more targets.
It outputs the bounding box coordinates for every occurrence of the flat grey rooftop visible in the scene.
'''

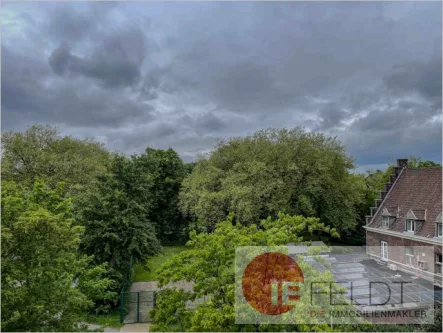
[305,253,442,309]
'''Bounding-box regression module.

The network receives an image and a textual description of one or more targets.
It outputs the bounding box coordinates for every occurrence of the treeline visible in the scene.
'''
[1,125,191,331]
[179,128,439,244]
[1,125,439,331]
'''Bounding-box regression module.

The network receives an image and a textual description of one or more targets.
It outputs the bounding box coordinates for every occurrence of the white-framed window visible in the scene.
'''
[381,216,390,228]
[405,247,414,266]
[437,223,442,237]
[406,219,415,232]
[436,254,442,275]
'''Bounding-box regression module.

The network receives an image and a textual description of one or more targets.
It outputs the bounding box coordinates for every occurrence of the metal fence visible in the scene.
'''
[120,290,156,324]
[119,256,138,324]
[118,256,213,324]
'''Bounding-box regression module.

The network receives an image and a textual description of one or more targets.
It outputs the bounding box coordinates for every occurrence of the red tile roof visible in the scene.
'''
[368,167,442,238]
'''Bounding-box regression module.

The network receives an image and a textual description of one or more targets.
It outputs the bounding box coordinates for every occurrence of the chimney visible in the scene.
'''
[393,158,408,176]
[396,159,408,168]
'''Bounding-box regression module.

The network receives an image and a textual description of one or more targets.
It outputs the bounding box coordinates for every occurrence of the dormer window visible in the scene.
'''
[381,216,390,228]
[406,219,415,232]
[435,213,442,238]
[380,208,396,229]
[437,223,442,238]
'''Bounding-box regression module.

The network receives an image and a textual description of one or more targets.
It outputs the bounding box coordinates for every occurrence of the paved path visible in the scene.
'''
[130,280,194,293]
[120,323,151,332]
[83,323,120,332]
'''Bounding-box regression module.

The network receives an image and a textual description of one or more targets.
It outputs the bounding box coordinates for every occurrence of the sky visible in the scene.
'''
[1,1,442,171]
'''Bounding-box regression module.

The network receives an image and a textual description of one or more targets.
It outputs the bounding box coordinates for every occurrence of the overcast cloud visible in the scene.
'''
[1,2,441,171]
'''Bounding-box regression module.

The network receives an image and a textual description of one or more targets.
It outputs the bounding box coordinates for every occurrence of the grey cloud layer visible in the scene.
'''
[1,2,441,167]
[49,28,145,88]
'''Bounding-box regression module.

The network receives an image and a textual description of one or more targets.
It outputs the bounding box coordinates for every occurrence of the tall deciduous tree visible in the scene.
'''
[180,128,362,234]
[135,148,188,244]
[1,180,114,332]
[77,155,161,292]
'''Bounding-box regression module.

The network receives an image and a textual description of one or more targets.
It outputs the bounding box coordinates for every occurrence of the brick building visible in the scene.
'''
[364,159,442,286]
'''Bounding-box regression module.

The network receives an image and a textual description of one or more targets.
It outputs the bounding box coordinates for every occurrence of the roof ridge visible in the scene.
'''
[407,167,442,170]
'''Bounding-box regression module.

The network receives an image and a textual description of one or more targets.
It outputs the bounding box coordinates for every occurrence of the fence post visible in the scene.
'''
[137,292,140,323]
[153,291,157,308]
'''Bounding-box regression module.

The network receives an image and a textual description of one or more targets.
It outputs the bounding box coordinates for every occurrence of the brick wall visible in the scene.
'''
[366,231,442,283]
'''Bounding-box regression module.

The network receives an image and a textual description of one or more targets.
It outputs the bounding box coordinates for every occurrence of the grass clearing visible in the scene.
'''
[82,309,123,329]
[134,246,188,282]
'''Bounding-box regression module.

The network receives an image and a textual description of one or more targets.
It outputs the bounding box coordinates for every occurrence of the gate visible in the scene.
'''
[120,291,156,324]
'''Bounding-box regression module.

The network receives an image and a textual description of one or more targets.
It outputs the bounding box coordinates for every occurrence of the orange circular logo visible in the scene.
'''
[242,252,304,315]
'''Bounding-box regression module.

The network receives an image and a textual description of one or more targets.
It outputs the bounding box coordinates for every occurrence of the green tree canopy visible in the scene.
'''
[1,125,111,194]
[407,156,441,168]
[150,213,360,332]
[135,147,188,244]
[1,180,113,331]
[77,154,161,292]
[180,128,362,234]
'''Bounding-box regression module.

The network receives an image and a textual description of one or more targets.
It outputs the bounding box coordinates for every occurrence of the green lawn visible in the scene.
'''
[81,309,123,329]
[133,246,188,282]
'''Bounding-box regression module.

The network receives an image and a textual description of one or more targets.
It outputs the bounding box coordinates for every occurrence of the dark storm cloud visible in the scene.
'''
[316,104,348,130]
[384,54,442,105]
[343,118,442,167]
[1,1,441,169]
[196,112,226,132]
[47,2,117,42]
[1,47,52,118]
[2,46,152,129]
[48,6,96,41]
[49,27,146,88]
[355,101,437,132]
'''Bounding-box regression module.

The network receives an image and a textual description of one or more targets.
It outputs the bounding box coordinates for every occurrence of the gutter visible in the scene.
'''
[363,226,443,246]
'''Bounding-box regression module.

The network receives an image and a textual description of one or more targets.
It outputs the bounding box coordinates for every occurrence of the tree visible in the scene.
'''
[77,154,161,294]
[1,180,113,331]
[407,156,441,168]
[180,128,362,235]
[184,162,196,175]
[134,148,189,244]
[1,125,111,195]
[349,170,387,244]
[150,289,192,331]
[150,213,362,332]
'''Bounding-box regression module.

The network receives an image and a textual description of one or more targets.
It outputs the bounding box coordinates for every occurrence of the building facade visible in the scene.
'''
[364,159,442,286]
